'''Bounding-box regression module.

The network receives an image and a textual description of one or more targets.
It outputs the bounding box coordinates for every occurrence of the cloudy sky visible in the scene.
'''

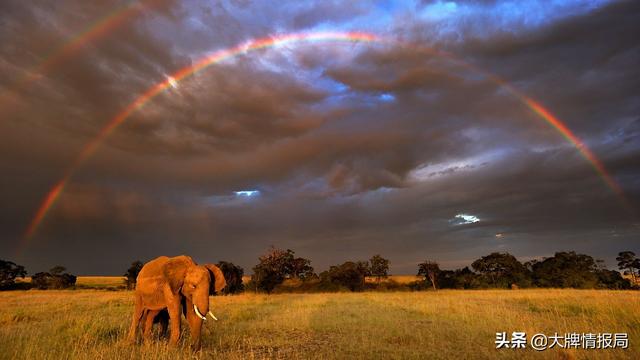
[0,0,638,275]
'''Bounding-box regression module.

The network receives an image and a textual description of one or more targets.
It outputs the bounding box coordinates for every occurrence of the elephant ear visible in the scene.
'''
[163,256,195,294]
[204,264,227,294]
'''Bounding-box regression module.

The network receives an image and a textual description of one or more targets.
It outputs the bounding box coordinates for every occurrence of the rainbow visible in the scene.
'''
[21,31,377,245]
[523,98,624,198]
[21,31,627,250]
[1,1,151,103]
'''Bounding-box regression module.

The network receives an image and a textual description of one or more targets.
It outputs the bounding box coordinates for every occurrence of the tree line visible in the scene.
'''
[245,248,639,293]
[1,249,638,292]
[0,262,77,290]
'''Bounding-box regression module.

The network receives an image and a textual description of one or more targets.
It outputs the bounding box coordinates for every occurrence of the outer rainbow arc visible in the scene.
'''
[1,1,150,105]
[414,45,628,201]
[20,31,627,253]
[523,99,624,198]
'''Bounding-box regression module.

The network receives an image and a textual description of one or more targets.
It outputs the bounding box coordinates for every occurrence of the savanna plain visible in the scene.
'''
[0,277,638,360]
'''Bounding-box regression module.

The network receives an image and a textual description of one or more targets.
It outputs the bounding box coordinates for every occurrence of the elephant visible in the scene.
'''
[140,307,169,340]
[127,255,226,350]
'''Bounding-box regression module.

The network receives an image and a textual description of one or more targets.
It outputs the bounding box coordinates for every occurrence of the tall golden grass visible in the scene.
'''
[0,288,638,359]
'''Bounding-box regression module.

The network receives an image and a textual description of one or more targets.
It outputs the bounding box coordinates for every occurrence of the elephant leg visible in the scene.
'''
[167,300,182,346]
[139,310,147,334]
[143,309,161,341]
[127,295,144,343]
[157,310,169,338]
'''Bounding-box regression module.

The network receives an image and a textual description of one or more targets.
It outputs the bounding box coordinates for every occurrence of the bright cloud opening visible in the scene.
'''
[234,190,260,197]
[451,213,480,225]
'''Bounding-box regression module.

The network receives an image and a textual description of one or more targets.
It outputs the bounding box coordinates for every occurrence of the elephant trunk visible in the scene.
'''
[189,294,209,352]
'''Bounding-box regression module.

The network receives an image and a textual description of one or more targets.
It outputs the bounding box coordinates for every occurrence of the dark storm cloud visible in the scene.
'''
[452,0,640,136]
[0,0,638,274]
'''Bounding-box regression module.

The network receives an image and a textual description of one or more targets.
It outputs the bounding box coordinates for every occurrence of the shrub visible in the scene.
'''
[369,255,389,283]
[471,252,531,288]
[31,266,76,289]
[596,269,632,289]
[124,260,144,290]
[531,252,599,288]
[321,261,370,291]
[217,261,245,294]
[252,247,314,294]
[0,260,27,290]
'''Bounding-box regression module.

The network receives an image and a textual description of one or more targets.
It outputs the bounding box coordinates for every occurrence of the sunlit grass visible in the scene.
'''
[0,289,637,359]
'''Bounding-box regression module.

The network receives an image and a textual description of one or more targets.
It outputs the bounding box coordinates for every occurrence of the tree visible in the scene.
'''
[369,255,389,283]
[322,261,370,291]
[616,251,637,283]
[49,265,66,276]
[531,252,599,288]
[251,247,312,293]
[124,260,144,290]
[217,261,244,294]
[31,266,76,289]
[356,260,371,275]
[290,257,315,280]
[0,260,27,290]
[356,261,371,288]
[450,267,484,289]
[417,261,440,290]
[471,252,530,288]
[633,259,640,286]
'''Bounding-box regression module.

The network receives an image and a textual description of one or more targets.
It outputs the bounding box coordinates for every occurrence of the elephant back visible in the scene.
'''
[137,255,196,292]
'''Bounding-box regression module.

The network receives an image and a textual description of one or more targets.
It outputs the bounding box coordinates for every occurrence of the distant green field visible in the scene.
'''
[0,289,637,359]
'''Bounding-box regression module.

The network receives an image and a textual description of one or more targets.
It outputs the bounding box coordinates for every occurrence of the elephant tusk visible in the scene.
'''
[193,304,207,321]
[207,311,218,321]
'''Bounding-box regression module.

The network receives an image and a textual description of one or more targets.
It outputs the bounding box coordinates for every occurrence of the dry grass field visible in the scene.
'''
[0,287,638,359]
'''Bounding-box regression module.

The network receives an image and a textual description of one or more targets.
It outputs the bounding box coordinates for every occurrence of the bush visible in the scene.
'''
[31,266,76,289]
[369,255,389,283]
[438,267,487,289]
[0,260,27,290]
[471,252,531,288]
[531,252,599,288]
[321,261,370,291]
[124,260,143,290]
[217,261,245,294]
[596,269,632,289]
[407,280,430,291]
[372,279,408,292]
[252,247,314,294]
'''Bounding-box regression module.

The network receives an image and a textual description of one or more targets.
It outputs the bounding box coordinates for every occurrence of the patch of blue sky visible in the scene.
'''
[234,190,260,196]
[314,86,396,109]
[202,190,261,207]
[378,93,396,102]
[416,0,613,39]
[420,0,459,21]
